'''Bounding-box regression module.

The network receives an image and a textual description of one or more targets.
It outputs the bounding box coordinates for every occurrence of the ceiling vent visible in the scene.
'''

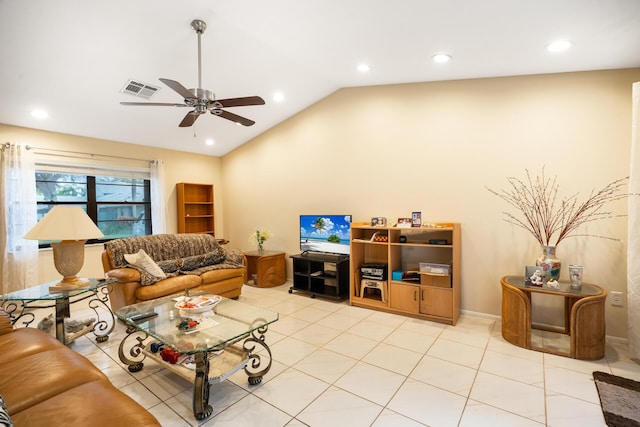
[121,79,160,99]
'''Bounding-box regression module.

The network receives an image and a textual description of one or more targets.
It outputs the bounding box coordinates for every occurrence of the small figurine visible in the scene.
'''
[529,270,544,287]
[546,279,560,289]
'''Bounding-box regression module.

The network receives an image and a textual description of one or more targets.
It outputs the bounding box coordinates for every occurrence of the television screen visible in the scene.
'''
[300,215,351,255]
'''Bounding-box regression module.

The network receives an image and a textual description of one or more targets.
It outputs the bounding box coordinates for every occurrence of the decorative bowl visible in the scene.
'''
[174,295,222,314]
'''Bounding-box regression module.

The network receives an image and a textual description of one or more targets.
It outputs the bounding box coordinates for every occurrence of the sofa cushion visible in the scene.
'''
[199,267,246,283]
[0,328,60,365]
[124,249,166,279]
[0,347,107,414]
[10,380,159,427]
[0,395,12,427]
[155,249,226,274]
[135,274,202,302]
[180,250,226,271]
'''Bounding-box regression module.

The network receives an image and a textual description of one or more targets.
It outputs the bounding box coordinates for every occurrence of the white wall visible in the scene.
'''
[222,68,640,339]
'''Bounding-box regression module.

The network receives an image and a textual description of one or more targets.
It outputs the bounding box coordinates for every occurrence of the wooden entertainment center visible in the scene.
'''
[350,222,461,325]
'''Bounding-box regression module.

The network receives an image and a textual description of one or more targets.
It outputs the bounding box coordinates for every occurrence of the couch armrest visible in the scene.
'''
[107,268,141,282]
[0,308,14,335]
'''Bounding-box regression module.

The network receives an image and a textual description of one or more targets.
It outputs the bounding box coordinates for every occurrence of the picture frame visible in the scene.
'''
[371,217,386,227]
[525,266,545,287]
[411,211,422,227]
[397,218,412,228]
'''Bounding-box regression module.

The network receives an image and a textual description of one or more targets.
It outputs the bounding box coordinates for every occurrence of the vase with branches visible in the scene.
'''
[487,168,631,279]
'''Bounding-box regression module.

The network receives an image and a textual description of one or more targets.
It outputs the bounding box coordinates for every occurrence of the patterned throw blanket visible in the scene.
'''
[105,234,244,286]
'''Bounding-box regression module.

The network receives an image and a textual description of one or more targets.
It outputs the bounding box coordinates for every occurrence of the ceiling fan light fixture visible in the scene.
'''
[273,92,285,102]
[120,19,265,128]
[432,53,452,63]
[205,138,214,145]
[357,63,371,72]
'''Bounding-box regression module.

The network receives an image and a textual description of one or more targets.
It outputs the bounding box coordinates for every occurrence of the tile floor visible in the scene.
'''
[65,282,640,427]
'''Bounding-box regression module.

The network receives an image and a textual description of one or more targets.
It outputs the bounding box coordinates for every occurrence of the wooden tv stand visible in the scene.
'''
[289,253,349,299]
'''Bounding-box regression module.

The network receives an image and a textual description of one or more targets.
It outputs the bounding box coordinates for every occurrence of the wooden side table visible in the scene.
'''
[500,275,607,360]
[244,251,286,288]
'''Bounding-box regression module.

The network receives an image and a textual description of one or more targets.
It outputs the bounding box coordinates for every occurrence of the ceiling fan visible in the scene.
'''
[121,19,265,127]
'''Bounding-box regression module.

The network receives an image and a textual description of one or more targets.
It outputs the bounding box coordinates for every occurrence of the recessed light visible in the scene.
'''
[273,92,284,102]
[546,40,572,52]
[357,63,371,72]
[205,139,214,145]
[432,54,452,63]
[31,109,48,119]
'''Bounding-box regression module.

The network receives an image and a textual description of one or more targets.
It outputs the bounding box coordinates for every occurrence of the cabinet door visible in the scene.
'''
[420,287,453,318]
[389,283,419,314]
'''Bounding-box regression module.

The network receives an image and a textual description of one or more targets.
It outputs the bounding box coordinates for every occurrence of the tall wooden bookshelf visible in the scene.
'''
[176,183,214,235]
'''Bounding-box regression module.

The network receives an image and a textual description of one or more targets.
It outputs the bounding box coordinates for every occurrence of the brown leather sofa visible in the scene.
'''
[102,233,246,312]
[0,308,160,426]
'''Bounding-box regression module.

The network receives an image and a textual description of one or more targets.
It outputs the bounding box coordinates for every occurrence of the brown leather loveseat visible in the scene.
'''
[102,233,246,311]
[0,308,160,426]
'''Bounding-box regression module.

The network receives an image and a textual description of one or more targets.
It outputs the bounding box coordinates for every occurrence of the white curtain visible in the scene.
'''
[629,82,640,358]
[0,143,38,293]
[150,160,167,234]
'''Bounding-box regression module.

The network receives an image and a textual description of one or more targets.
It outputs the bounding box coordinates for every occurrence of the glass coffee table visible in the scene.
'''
[0,278,116,344]
[115,294,279,420]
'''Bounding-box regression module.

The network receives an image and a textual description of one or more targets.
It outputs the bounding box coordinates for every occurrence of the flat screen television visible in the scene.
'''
[300,215,352,255]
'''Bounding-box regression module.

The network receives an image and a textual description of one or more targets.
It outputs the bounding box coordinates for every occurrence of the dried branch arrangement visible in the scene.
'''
[487,168,630,246]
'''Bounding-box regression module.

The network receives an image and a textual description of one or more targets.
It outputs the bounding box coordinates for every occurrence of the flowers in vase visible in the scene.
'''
[249,229,271,252]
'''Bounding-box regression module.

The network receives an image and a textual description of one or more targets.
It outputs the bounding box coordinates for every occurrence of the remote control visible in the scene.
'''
[129,311,158,322]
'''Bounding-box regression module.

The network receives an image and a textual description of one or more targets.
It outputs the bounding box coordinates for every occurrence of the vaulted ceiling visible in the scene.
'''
[1,0,639,156]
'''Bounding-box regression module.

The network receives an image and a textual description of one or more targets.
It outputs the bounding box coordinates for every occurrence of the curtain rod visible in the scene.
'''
[24,144,153,163]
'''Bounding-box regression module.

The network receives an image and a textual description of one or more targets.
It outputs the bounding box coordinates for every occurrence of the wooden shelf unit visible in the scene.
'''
[350,223,461,325]
[177,183,215,235]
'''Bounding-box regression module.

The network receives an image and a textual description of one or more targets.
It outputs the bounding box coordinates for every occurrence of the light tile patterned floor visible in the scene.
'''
[63,282,640,426]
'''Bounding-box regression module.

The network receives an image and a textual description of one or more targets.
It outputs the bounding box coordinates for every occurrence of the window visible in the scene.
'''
[35,172,151,246]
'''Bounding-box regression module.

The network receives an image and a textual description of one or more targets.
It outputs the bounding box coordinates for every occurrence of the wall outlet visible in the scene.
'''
[611,291,624,307]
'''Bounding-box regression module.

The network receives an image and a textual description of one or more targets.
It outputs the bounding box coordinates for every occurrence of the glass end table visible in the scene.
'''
[115,293,279,420]
[0,278,117,344]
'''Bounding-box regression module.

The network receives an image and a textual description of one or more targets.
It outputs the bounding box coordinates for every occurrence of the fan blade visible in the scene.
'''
[159,78,196,100]
[214,109,256,126]
[179,111,201,127]
[215,96,265,108]
[120,102,187,107]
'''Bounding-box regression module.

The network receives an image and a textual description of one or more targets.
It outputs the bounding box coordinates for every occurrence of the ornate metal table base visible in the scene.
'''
[87,284,115,342]
[117,322,273,420]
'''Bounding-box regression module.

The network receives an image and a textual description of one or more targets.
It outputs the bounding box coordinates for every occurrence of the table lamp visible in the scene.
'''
[23,206,104,290]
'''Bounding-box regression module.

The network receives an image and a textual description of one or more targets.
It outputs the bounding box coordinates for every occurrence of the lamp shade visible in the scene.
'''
[23,206,104,241]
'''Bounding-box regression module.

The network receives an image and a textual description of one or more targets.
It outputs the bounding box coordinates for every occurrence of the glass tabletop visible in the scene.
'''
[503,275,603,296]
[115,293,279,354]
[0,278,116,301]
